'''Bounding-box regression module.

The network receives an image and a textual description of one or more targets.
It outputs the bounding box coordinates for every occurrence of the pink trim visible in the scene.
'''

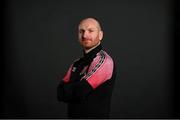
[84,51,114,89]
[63,64,73,83]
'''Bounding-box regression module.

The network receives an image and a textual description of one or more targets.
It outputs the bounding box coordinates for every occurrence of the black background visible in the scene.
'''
[2,0,177,118]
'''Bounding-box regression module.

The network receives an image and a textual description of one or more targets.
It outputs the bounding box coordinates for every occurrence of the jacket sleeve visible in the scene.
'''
[57,79,93,103]
[56,60,90,102]
[57,58,93,102]
[57,80,74,102]
[57,63,74,102]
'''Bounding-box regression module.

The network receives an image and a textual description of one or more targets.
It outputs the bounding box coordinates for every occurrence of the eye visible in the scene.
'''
[79,29,84,34]
[89,29,94,33]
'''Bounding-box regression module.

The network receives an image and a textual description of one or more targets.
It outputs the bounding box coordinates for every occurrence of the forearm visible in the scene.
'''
[73,79,93,101]
[57,79,93,103]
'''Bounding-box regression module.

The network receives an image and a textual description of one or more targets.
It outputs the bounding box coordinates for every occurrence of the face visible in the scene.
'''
[78,19,103,50]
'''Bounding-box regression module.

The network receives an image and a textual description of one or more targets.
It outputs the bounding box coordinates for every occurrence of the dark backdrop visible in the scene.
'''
[2,0,176,118]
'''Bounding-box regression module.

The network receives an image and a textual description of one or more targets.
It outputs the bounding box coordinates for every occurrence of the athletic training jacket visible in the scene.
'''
[57,44,116,118]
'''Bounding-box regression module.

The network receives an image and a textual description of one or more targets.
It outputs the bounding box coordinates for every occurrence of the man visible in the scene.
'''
[57,17,116,118]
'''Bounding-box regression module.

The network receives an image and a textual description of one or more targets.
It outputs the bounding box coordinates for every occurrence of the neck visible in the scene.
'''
[84,42,101,54]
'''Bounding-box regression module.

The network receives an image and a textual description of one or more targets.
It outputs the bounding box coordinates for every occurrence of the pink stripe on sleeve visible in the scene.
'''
[84,51,114,89]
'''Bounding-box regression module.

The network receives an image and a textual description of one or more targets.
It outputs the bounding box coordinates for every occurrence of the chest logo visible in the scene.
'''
[72,67,76,72]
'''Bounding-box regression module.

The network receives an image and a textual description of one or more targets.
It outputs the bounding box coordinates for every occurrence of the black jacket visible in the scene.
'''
[57,44,116,118]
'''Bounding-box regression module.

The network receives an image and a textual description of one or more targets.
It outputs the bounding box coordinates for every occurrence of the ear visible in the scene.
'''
[99,31,103,41]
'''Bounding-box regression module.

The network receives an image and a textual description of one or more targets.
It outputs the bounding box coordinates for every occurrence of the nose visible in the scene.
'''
[82,31,89,39]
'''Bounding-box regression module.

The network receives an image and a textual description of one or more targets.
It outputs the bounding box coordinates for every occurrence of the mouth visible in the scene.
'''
[82,39,91,42]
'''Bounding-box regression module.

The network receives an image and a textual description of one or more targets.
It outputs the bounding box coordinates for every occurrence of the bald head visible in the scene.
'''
[79,18,102,31]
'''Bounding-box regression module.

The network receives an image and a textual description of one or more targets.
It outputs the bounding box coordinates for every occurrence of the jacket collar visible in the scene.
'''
[79,44,102,65]
[83,44,102,59]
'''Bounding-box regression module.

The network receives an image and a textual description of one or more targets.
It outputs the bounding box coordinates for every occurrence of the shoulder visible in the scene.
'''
[96,50,114,68]
[86,50,114,79]
[84,50,114,89]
